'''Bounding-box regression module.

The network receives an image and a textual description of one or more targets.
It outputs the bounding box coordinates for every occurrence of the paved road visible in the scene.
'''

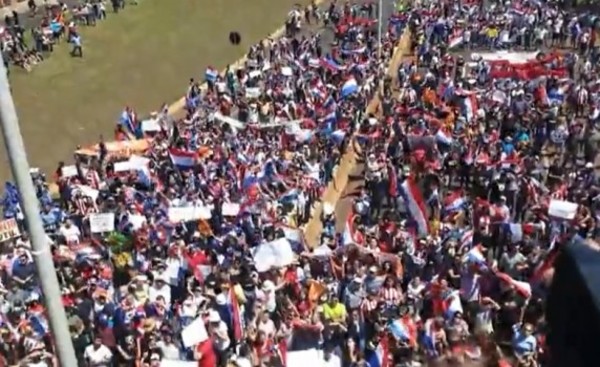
[326,0,397,234]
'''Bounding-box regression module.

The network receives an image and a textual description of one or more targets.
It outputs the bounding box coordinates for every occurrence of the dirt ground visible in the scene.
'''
[0,0,305,181]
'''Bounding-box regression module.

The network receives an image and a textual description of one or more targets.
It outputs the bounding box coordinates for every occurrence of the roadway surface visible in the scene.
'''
[329,0,397,236]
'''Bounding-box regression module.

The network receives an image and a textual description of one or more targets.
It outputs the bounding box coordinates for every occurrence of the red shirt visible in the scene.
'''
[253,339,273,362]
[196,339,216,367]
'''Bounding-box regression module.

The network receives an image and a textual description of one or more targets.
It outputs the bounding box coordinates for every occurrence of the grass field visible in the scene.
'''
[0,0,303,181]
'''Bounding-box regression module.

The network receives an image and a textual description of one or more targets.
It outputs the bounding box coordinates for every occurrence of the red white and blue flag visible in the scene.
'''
[169,148,197,168]
[227,287,243,341]
[443,190,466,214]
[496,272,532,298]
[343,212,364,246]
[365,337,389,367]
[401,178,429,236]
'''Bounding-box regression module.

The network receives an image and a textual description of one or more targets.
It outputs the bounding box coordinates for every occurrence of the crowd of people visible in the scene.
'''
[0,1,401,367]
[0,0,136,71]
[0,0,598,366]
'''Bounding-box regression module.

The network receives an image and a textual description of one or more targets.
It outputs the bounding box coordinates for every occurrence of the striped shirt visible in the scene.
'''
[379,286,400,304]
[361,298,378,314]
[74,197,98,217]
[85,170,100,189]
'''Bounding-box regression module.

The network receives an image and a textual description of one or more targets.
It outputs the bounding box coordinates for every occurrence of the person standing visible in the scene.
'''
[71,32,83,58]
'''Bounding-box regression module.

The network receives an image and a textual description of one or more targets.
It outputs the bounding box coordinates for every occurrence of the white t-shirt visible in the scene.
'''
[257,289,277,312]
[60,225,81,245]
[212,321,231,351]
[460,273,480,302]
[149,284,172,306]
[475,305,494,334]
[84,344,113,367]
[407,281,425,301]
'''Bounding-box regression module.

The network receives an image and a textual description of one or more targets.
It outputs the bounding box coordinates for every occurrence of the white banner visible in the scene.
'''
[168,206,212,223]
[252,238,295,272]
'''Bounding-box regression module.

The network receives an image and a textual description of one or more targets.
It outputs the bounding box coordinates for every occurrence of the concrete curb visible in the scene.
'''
[302,26,414,249]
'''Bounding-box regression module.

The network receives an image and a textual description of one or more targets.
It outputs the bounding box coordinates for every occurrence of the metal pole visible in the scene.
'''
[377,0,383,59]
[0,59,78,366]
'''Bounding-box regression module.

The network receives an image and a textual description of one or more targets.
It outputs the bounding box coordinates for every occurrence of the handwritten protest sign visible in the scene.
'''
[141,118,161,132]
[246,87,261,99]
[74,185,100,201]
[222,203,240,217]
[75,139,150,159]
[61,165,79,178]
[0,219,20,242]
[114,161,137,173]
[548,199,578,220]
[90,213,115,233]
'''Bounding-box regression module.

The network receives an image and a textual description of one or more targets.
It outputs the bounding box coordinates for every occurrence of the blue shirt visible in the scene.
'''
[12,260,35,280]
[502,142,515,154]
[40,211,58,231]
[512,324,537,356]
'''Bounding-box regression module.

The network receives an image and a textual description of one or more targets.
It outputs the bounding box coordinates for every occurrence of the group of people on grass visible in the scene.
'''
[0,0,139,72]
[0,0,599,366]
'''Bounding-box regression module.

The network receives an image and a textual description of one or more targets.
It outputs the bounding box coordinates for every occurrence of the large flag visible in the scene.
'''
[443,190,466,214]
[341,77,358,98]
[442,290,463,319]
[365,337,389,367]
[169,148,197,168]
[496,272,532,298]
[343,212,364,246]
[400,178,429,236]
[462,244,486,267]
[388,319,410,341]
[226,287,243,341]
[421,318,439,357]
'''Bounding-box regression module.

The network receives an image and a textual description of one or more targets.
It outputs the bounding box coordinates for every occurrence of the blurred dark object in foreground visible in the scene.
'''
[547,237,600,367]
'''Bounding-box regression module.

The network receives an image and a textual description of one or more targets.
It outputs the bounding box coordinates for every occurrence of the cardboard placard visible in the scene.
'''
[89,213,115,233]
[222,203,240,217]
[0,219,20,242]
[181,316,208,347]
[548,199,578,220]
